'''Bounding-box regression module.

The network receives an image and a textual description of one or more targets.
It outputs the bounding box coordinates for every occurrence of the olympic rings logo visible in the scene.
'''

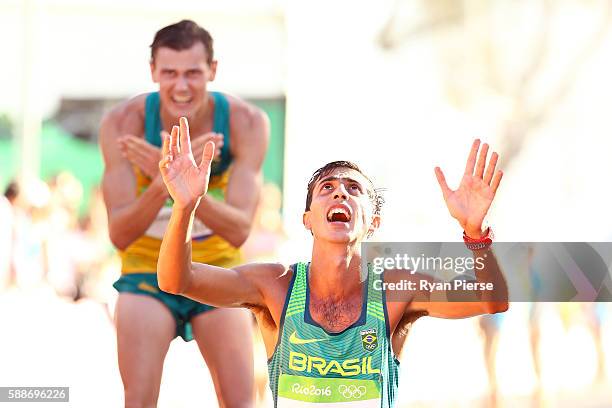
[338,384,367,399]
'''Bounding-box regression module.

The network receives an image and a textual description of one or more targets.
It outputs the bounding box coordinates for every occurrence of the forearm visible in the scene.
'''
[472,247,508,312]
[194,195,251,247]
[158,205,196,294]
[108,179,168,249]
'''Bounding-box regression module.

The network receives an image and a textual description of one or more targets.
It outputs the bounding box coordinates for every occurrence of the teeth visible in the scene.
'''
[328,208,346,216]
[327,207,349,220]
[173,95,192,103]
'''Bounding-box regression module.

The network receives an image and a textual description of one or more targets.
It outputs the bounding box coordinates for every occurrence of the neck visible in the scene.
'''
[159,92,212,134]
[309,239,364,301]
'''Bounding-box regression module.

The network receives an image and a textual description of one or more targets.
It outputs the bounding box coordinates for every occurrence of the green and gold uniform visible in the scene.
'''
[268,262,400,407]
[113,91,241,340]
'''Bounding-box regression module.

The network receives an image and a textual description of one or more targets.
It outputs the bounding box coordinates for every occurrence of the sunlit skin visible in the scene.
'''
[150,42,217,129]
[304,170,380,246]
[158,117,507,357]
[435,140,502,238]
[102,40,269,249]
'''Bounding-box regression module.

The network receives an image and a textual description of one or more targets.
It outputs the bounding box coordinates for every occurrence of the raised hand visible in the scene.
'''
[159,117,215,210]
[119,132,223,179]
[118,135,161,179]
[434,139,503,238]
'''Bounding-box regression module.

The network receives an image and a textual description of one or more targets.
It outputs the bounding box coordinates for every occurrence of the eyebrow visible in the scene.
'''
[317,176,364,188]
[160,67,203,72]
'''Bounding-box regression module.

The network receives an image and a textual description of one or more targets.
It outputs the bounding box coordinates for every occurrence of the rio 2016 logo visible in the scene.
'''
[291,383,331,397]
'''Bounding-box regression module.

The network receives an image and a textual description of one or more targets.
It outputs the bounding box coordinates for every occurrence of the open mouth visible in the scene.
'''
[172,95,193,104]
[326,206,351,223]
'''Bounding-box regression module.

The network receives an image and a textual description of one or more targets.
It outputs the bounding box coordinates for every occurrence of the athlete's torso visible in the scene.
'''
[120,91,241,273]
[267,262,400,407]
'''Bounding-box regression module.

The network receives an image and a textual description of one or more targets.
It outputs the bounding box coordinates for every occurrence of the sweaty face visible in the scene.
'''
[150,43,216,119]
[304,168,379,244]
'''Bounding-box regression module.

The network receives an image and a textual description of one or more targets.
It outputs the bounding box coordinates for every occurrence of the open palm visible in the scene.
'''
[435,140,503,238]
[159,117,215,209]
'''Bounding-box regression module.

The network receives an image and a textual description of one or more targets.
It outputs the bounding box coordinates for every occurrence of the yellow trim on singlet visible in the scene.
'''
[120,167,241,274]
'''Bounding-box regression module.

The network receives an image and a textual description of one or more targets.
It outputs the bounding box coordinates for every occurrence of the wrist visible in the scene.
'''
[463,220,491,239]
[150,175,170,198]
[463,227,493,251]
[173,197,201,214]
[464,227,485,240]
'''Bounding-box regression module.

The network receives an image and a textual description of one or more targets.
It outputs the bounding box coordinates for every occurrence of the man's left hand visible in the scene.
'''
[434,139,503,239]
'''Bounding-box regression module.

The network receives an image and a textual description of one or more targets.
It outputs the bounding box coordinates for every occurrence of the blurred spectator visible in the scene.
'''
[72,187,118,305]
[12,179,51,288]
[0,182,19,288]
[4,181,19,204]
[479,314,504,408]
[586,303,607,384]
[44,172,83,298]
[558,302,607,384]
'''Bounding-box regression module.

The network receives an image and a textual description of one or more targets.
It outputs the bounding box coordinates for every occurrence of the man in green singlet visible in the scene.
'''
[157,118,508,407]
[99,20,269,407]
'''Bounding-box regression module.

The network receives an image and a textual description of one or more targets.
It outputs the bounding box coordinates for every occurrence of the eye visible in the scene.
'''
[350,184,362,192]
[186,70,202,78]
[322,183,333,190]
[161,70,176,78]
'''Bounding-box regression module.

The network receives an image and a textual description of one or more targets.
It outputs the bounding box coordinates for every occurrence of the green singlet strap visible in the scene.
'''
[285,262,307,318]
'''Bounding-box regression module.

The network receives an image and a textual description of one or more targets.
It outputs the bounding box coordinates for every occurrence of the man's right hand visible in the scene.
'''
[118,134,161,179]
[119,132,223,179]
[159,117,215,210]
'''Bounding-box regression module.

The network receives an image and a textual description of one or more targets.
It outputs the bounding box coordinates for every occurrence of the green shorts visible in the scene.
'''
[113,273,215,341]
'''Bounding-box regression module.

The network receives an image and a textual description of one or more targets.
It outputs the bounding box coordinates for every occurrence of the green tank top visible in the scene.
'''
[268,262,400,407]
[144,91,232,176]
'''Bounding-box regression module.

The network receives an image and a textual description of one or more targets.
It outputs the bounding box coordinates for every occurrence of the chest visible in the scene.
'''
[279,297,386,380]
[309,297,362,333]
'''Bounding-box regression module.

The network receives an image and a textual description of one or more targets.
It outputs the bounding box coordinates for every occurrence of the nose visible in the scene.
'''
[333,184,348,200]
[175,75,188,91]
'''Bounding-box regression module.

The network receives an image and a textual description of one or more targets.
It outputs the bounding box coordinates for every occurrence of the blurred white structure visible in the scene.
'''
[4,0,612,243]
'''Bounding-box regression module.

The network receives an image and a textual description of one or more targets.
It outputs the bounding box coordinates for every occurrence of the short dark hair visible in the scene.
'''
[305,161,384,215]
[150,20,214,64]
[4,181,18,202]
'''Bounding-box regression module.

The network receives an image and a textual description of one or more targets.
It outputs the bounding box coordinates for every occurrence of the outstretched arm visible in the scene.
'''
[406,140,508,319]
[157,117,274,308]
[158,199,268,308]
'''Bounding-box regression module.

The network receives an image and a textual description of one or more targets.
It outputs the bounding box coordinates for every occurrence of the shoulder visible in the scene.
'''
[223,93,269,139]
[100,93,149,140]
[234,262,293,287]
